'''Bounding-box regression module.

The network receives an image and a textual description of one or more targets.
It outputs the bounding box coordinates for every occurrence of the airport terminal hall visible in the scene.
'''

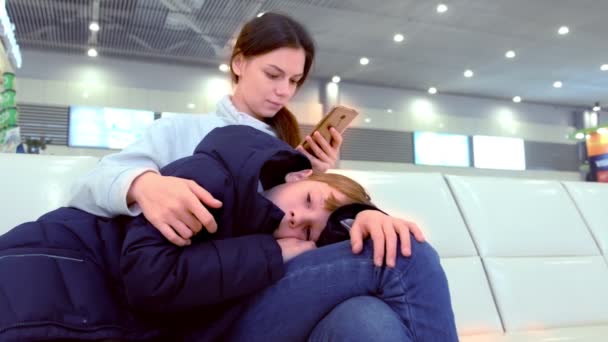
[2,0,608,341]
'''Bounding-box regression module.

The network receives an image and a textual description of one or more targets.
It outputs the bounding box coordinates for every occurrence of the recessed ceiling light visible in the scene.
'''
[437,4,448,13]
[359,57,369,65]
[393,33,404,43]
[512,96,522,103]
[219,64,229,72]
[87,48,98,57]
[505,50,516,59]
[257,12,265,18]
[387,109,393,113]
[593,102,601,112]
[553,81,563,88]
[89,22,100,32]
[601,64,608,71]
[364,118,372,123]
[428,87,437,94]
[331,75,341,83]
[464,69,474,78]
[575,132,585,140]
[558,26,569,35]
[187,103,196,109]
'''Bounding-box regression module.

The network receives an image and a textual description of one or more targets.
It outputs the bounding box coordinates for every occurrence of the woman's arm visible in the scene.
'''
[67,117,185,217]
[67,116,225,245]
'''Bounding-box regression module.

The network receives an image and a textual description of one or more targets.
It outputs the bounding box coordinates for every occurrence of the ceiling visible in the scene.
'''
[7,0,608,108]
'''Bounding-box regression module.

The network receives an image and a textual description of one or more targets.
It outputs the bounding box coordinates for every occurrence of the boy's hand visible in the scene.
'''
[296,127,343,172]
[276,238,316,263]
[349,210,425,268]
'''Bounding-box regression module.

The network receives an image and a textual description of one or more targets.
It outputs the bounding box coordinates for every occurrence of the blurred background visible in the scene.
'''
[1,0,607,181]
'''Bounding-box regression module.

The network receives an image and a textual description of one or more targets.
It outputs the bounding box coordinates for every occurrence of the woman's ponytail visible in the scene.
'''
[266,107,302,148]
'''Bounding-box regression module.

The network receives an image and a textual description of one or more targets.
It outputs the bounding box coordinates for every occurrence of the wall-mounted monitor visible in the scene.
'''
[413,131,471,167]
[68,106,155,149]
[473,135,526,170]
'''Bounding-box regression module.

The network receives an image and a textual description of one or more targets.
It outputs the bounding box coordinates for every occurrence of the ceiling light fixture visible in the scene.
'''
[553,81,563,88]
[219,64,229,72]
[87,48,98,57]
[359,57,369,65]
[558,26,569,35]
[393,33,404,43]
[464,69,474,78]
[437,4,448,13]
[428,87,437,94]
[331,75,341,83]
[89,22,100,32]
[593,102,601,112]
[505,50,516,58]
[364,118,372,123]
[601,64,608,71]
[513,96,522,103]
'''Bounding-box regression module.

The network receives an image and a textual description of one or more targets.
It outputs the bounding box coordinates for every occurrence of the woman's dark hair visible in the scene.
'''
[230,12,315,147]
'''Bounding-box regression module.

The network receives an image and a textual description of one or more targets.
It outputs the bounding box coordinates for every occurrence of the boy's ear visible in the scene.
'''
[285,169,313,183]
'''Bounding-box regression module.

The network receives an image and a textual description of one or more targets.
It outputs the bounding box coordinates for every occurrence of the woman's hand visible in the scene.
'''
[128,172,223,246]
[349,210,425,268]
[296,127,343,172]
[276,237,317,263]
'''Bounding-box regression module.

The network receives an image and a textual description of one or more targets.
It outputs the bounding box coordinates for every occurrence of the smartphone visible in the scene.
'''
[301,105,359,154]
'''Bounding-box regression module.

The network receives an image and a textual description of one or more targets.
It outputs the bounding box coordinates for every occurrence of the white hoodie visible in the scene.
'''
[67,96,276,217]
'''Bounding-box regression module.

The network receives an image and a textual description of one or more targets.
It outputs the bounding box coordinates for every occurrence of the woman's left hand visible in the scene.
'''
[296,127,343,173]
[350,210,426,268]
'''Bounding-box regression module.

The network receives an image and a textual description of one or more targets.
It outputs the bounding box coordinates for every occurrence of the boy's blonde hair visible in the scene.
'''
[307,172,372,211]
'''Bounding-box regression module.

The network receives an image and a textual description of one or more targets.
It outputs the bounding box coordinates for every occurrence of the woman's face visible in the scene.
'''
[231,47,306,120]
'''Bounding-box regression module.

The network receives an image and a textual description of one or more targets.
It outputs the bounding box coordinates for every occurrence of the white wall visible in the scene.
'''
[15,49,582,179]
[337,82,578,144]
[16,49,321,114]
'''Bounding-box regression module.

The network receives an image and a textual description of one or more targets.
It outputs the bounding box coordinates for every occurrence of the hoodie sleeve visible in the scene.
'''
[120,220,284,313]
[66,116,224,217]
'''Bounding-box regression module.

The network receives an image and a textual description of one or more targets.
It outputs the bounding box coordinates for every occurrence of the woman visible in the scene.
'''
[68,12,456,341]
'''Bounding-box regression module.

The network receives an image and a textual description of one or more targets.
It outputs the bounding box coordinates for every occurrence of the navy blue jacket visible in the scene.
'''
[0,126,323,341]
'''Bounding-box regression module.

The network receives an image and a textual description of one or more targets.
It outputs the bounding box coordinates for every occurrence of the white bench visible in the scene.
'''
[0,153,99,232]
[3,153,608,341]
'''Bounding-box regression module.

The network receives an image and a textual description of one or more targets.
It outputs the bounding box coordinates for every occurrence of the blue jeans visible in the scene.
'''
[225,237,458,341]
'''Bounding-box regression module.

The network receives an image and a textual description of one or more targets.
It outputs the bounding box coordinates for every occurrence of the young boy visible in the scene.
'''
[0,125,374,341]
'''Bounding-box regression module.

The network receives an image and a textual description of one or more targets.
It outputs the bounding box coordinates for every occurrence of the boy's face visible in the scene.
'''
[264,173,347,242]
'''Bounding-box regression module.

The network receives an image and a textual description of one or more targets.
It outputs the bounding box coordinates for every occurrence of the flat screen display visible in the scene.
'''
[414,131,470,167]
[473,135,526,170]
[69,106,155,149]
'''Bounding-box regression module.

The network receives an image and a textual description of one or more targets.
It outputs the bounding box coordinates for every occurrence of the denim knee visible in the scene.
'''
[308,296,412,342]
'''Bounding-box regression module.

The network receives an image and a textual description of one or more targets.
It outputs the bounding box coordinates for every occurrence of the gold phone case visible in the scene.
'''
[302,105,359,153]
